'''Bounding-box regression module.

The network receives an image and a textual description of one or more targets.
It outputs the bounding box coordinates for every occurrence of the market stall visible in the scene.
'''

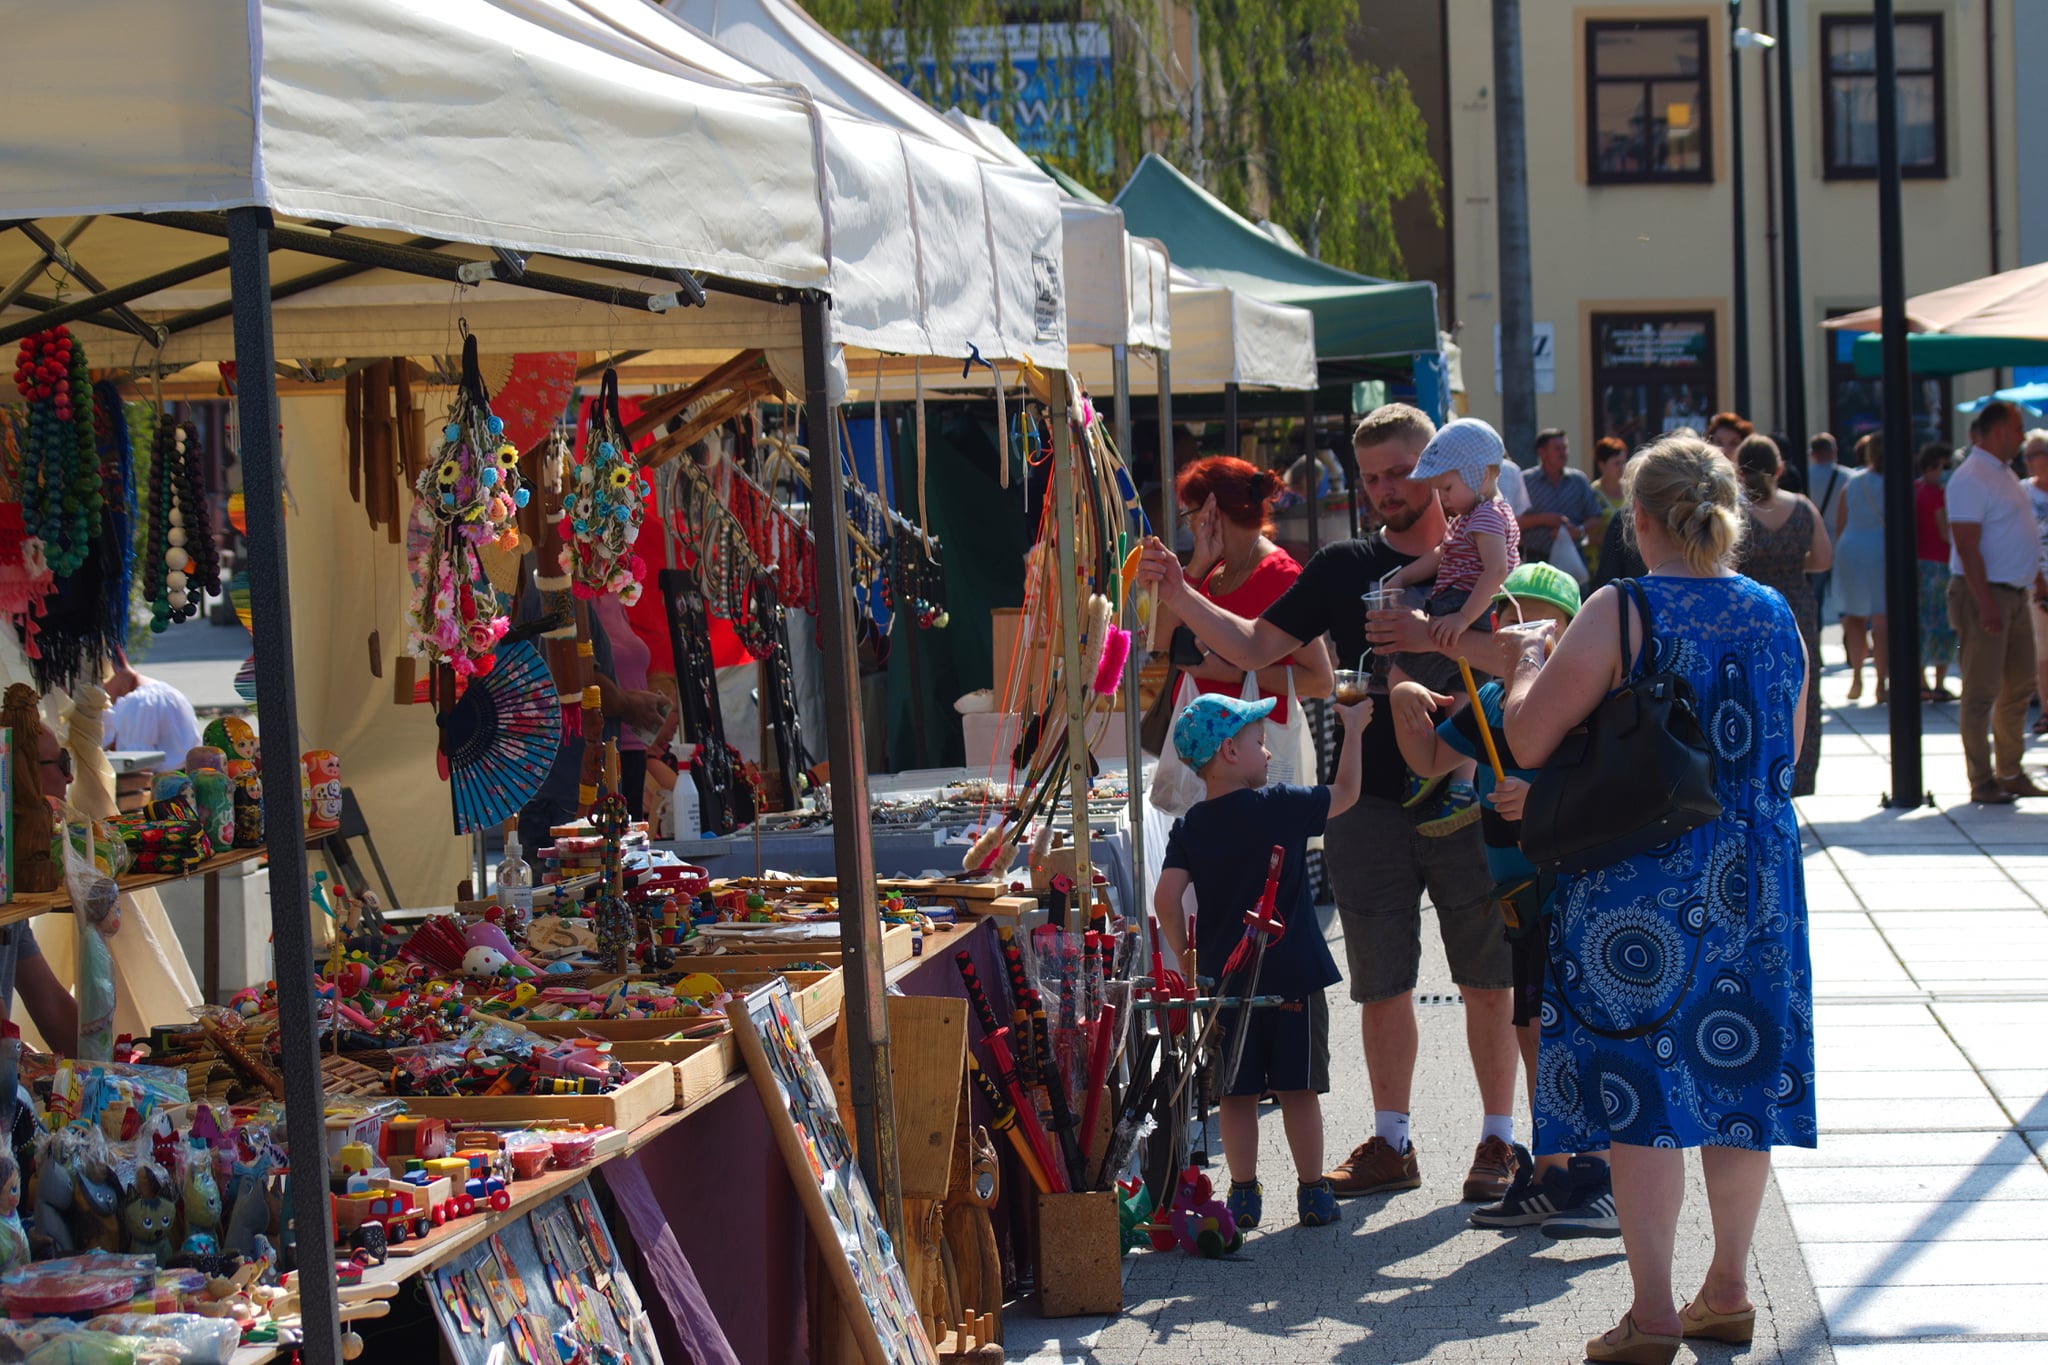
[0,2,883,1363]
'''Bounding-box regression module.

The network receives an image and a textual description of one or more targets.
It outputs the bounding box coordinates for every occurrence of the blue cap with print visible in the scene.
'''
[1412,417,1506,494]
[1173,693,1277,770]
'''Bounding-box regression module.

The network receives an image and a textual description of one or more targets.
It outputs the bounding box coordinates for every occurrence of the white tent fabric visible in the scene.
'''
[940,109,1172,354]
[1074,267,1318,395]
[501,0,1049,368]
[669,0,1067,367]
[0,0,827,291]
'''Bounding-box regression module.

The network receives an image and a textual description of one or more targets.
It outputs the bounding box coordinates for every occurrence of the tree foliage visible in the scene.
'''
[802,0,1441,277]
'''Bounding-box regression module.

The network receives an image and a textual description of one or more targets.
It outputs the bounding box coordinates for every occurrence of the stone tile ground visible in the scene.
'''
[1007,627,2048,1363]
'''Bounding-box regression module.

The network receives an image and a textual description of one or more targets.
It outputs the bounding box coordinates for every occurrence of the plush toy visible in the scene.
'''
[1163,1167,1243,1259]
[184,1156,223,1246]
[123,1162,178,1260]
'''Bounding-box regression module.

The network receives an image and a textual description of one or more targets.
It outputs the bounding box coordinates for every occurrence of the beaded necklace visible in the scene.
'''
[10,326,101,578]
[140,419,222,631]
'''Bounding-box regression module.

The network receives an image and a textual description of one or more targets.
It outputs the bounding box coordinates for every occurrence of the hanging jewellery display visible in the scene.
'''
[139,418,222,631]
[11,325,102,580]
[405,330,528,678]
[561,368,649,605]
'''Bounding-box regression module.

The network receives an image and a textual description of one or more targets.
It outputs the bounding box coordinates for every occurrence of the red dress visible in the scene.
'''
[1913,480,1949,563]
[1192,550,1303,722]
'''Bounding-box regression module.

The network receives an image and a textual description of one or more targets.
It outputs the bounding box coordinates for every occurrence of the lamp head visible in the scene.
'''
[1734,27,1778,49]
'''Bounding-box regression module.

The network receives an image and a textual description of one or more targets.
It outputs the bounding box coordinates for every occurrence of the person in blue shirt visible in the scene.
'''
[1389,562,1618,1240]
[1155,690,1371,1230]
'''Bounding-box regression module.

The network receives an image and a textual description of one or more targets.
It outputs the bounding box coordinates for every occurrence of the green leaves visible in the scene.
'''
[806,0,1440,275]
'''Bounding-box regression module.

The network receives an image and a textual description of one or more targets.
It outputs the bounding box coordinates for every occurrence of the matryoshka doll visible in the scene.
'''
[204,717,264,846]
[302,750,342,833]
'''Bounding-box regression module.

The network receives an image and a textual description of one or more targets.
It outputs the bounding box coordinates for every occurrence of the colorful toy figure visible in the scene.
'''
[1162,1167,1243,1258]
[184,1158,223,1246]
[122,1162,178,1260]
[190,767,235,850]
[0,1153,27,1271]
[303,751,342,833]
[206,716,264,846]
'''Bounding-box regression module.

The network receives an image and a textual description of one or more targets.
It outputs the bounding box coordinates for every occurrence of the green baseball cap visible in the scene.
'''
[1493,562,1582,620]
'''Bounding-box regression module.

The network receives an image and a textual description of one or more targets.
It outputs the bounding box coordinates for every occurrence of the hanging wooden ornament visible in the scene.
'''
[404,332,528,679]
[561,368,648,605]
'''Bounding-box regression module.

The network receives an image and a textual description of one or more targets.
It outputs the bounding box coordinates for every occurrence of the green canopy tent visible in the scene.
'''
[1850,332,2048,377]
[1114,153,1439,363]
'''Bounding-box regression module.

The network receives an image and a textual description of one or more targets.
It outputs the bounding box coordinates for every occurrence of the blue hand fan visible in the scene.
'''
[437,638,561,835]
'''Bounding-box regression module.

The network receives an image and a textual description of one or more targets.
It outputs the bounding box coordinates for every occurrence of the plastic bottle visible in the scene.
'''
[495,831,534,936]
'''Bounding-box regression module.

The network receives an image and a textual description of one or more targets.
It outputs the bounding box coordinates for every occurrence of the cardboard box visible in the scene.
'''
[1035,1190,1122,1316]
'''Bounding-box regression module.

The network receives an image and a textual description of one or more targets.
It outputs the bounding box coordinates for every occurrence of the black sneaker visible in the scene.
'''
[1469,1145,1575,1228]
[1540,1155,1621,1240]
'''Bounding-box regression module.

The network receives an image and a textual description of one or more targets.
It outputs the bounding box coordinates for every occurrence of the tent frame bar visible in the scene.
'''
[0,213,824,350]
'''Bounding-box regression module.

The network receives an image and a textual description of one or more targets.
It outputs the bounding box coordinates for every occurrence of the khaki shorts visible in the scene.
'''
[2033,601,2048,664]
[1322,797,1512,1004]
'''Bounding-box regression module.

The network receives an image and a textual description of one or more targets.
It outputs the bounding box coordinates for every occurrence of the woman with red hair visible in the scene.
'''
[1158,457,1334,720]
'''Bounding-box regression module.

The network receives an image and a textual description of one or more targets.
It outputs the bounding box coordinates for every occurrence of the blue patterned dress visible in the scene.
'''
[1535,575,1817,1154]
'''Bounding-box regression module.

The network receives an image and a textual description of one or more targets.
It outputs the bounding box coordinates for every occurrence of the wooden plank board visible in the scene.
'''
[722,876,1013,901]
[0,832,332,927]
[886,997,966,1202]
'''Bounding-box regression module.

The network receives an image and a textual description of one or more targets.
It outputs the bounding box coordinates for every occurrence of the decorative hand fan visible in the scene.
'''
[233,656,258,705]
[228,571,252,632]
[491,353,577,453]
[436,637,561,836]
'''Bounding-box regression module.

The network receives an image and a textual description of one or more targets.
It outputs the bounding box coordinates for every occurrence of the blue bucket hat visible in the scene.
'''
[1173,693,1276,770]
[1412,417,1506,494]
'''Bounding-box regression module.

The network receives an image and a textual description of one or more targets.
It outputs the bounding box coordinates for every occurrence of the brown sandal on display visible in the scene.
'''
[1680,1297,1756,1344]
[1584,1313,1681,1365]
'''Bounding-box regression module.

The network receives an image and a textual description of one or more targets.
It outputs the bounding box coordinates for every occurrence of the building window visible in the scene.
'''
[1586,20,1712,184]
[1826,319,1951,451]
[1821,15,1945,178]
[1590,312,1718,446]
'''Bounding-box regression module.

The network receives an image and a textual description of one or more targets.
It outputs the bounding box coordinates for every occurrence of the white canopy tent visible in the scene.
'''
[1076,266,1318,396]
[667,0,1067,369]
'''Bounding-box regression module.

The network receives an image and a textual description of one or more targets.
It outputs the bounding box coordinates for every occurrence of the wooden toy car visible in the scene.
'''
[379,1116,454,1164]
[332,1184,431,1246]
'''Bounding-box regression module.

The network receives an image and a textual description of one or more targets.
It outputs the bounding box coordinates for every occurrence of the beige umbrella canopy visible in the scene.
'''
[1826,261,2048,338]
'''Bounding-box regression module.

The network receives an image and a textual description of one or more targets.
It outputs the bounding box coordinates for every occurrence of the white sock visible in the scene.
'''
[1481,1114,1515,1146]
[1374,1110,1410,1150]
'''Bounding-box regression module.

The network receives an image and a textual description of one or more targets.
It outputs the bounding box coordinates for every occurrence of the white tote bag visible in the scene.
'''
[1547,531,1590,584]
[1146,671,1209,816]
[1261,667,1317,788]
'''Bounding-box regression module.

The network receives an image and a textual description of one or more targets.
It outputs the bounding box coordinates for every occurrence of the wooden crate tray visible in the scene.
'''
[608,1034,738,1108]
[396,1060,675,1129]
[672,924,915,973]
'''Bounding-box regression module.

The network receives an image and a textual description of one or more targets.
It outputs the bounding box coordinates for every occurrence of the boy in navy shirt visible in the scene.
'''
[1155,691,1371,1228]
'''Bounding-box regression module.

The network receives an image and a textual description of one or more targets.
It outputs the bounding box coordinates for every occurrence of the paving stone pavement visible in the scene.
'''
[1006,626,2048,1363]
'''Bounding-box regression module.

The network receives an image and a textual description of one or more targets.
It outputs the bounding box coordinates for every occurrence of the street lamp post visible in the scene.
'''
[1730,5,1778,421]
[1775,0,1808,475]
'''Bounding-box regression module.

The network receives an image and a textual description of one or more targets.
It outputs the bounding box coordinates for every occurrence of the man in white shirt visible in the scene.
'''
[103,647,203,761]
[1945,401,2048,803]
[1496,457,1529,516]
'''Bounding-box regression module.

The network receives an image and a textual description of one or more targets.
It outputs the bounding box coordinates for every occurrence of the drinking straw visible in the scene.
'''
[1455,657,1506,783]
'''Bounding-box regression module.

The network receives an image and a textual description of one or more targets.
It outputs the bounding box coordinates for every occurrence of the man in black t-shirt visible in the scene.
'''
[1136,404,1520,1207]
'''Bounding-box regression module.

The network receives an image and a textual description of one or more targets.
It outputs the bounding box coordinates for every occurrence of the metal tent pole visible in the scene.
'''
[1051,372,1091,928]
[1114,345,1145,916]
[1158,351,1177,552]
[1873,1,1925,808]
[225,207,338,1365]
[799,299,903,1234]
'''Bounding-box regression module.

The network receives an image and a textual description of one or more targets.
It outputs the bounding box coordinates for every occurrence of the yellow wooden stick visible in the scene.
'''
[1456,657,1507,783]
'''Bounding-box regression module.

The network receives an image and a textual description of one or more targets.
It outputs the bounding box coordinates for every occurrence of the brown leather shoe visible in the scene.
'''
[1999,771,2048,798]
[1323,1136,1421,1196]
[1462,1135,1518,1202]
[1972,784,2019,805]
